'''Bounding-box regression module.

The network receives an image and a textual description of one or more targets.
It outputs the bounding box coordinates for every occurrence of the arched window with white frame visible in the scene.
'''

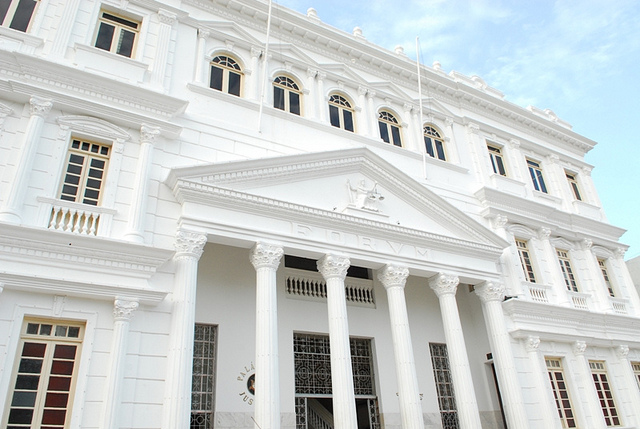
[328,94,355,132]
[424,125,446,161]
[378,110,402,147]
[209,55,243,97]
[273,75,302,115]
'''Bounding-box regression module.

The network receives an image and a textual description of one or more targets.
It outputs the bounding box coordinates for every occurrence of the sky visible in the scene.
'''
[274,0,640,260]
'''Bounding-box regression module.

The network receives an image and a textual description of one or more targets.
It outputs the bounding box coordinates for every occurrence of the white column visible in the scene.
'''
[163,230,207,429]
[124,125,159,243]
[317,72,327,124]
[582,240,613,312]
[250,242,284,429]
[150,9,177,89]
[537,227,571,305]
[612,247,640,315]
[0,97,53,223]
[474,282,528,428]
[614,345,640,427]
[102,298,139,429]
[246,47,261,100]
[504,139,525,182]
[402,103,417,151]
[572,341,606,428]
[367,91,377,139]
[194,29,210,84]
[317,254,358,429]
[428,273,482,429]
[306,68,317,120]
[378,265,424,429]
[524,336,561,428]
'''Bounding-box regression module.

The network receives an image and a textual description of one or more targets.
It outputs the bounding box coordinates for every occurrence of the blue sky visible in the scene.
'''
[275,0,640,259]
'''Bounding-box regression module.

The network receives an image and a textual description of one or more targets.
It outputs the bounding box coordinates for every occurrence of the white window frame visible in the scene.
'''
[423,125,446,161]
[632,361,640,390]
[94,9,141,58]
[378,110,402,147]
[0,0,40,32]
[527,158,548,193]
[2,318,84,429]
[58,138,111,207]
[565,171,582,201]
[589,361,621,427]
[556,249,579,292]
[597,259,615,297]
[273,75,302,115]
[328,94,355,132]
[488,144,506,176]
[516,239,537,283]
[209,55,243,97]
[545,357,578,429]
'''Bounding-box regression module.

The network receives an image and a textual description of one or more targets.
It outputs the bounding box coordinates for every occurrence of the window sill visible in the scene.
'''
[0,26,43,53]
[73,43,148,85]
[572,199,604,221]
[532,189,562,205]
[489,174,527,197]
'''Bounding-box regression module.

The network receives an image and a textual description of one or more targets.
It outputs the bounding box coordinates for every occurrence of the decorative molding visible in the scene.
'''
[113,299,140,321]
[250,242,284,269]
[378,265,409,289]
[475,281,505,303]
[317,254,350,280]
[525,335,540,352]
[614,248,626,259]
[52,295,66,317]
[158,9,177,26]
[428,273,459,297]
[140,124,161,144]
[615,345,629,359]
[506,223,536,239]
[174,230,207,259]
[549,237,575,251]
[537,227,551,240]
[29,96,53,117]
[573,340,587,355]
[492,214,508,230]
[57,115,132,141]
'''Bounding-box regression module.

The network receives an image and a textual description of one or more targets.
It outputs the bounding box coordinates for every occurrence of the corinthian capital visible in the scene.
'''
[317,254,350,280]
[475,281,505,303]
[525,335,540,352]
[378,265,409,290]
[29,96,53,117]
[428,273,459,297]
[174,230,207,259]
[573,340,587,355]
[140,124,161,144]
[113,299,139,321]
[615,345,629,359]
[250,242,284,269]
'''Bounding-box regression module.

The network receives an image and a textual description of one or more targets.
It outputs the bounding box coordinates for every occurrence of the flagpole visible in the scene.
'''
[257,0,273,133]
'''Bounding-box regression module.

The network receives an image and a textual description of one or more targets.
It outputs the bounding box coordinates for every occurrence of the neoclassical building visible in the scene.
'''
[0,1,639,429]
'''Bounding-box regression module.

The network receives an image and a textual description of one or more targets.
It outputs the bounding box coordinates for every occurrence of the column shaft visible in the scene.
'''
[251,243,284,429]
[379,265,423,429]
[429,274,482,429]
[318,254,358,429]
[524,336,561,428]
[573,341,606,428]
[163,231,206,429]
[194,29,210,84]
[475,282,528,428]
[614,346,640,427]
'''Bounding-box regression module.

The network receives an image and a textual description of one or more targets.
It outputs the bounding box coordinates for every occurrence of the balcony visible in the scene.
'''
[284,268,375,308]
[38,197,116,237]
[567,290,591,310]
[524,282,552,303]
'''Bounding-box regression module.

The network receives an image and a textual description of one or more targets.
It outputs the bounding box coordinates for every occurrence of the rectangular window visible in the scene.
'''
[0,0,39,32]
[565,172,582,201]
[589,361,620,427]
[4,319,84,429]
[430,343,459,429]
[94,10,140,58]
[546,357,577,428]
[598,259,615,297]
[59,139,110,206]
[632,362,640,389]
[488,145,506,176]
[516,239,537,283]
[191,324,217,429]
[557,249,578,292]
[527,159,548,193]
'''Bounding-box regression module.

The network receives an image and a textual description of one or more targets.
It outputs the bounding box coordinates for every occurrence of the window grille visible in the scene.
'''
[589,361,620,427]
[545,358,577,428]
[191,324,217,429]
[4,319,84,429]
[429,343,459,429]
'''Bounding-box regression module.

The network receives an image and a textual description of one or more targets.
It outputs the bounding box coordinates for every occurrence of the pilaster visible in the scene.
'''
[317,254,358,429]
[614,345,640,427]
[150,10,177,89]
[572,341,606,428]
[429,273,482,429]
[523,336,560,428]
[194,29,210,84]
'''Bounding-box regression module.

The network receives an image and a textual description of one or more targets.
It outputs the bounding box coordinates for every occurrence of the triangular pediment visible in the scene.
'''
[167,148,507,267]
[369,81,412,101]
[201,20,263,47]
[268,43,319,69]
[419,97,457,120]
[322,63,369,86]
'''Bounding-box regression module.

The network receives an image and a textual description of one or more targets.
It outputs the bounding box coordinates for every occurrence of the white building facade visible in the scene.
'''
[0,1,639,429]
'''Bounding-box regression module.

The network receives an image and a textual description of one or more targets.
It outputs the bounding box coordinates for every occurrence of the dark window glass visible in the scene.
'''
[378,121,389,143]
[19,358,43,374]
[42,409,67,425]
[343,110,354,132]
[0,1,11,23]
[209,66,223,91]
[11,391,37,407]
[274,86,285,110]
[8,408,34,424]
[48,376,71,391]
[102,12,137,29]
[51,360,74,375]
[15,374,40,390]
[425,137,435,157]
[435,140,445,160]
[391,126,402,147]
[228,72,241,96]
[289,92,300,115]
[95,22,115,51]
[45,392,69,408]
[9,0,37,32]
[329,104,341,127]
[64,174,80,186]
[117,29,135,57]
[22,343,46,358]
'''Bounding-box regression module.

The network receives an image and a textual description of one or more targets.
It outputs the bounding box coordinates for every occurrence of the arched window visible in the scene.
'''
[328,94,354,132]
[378,111,402,147]
[273,76,301,115]
[210,55,242,96]
[424,125,446,160]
